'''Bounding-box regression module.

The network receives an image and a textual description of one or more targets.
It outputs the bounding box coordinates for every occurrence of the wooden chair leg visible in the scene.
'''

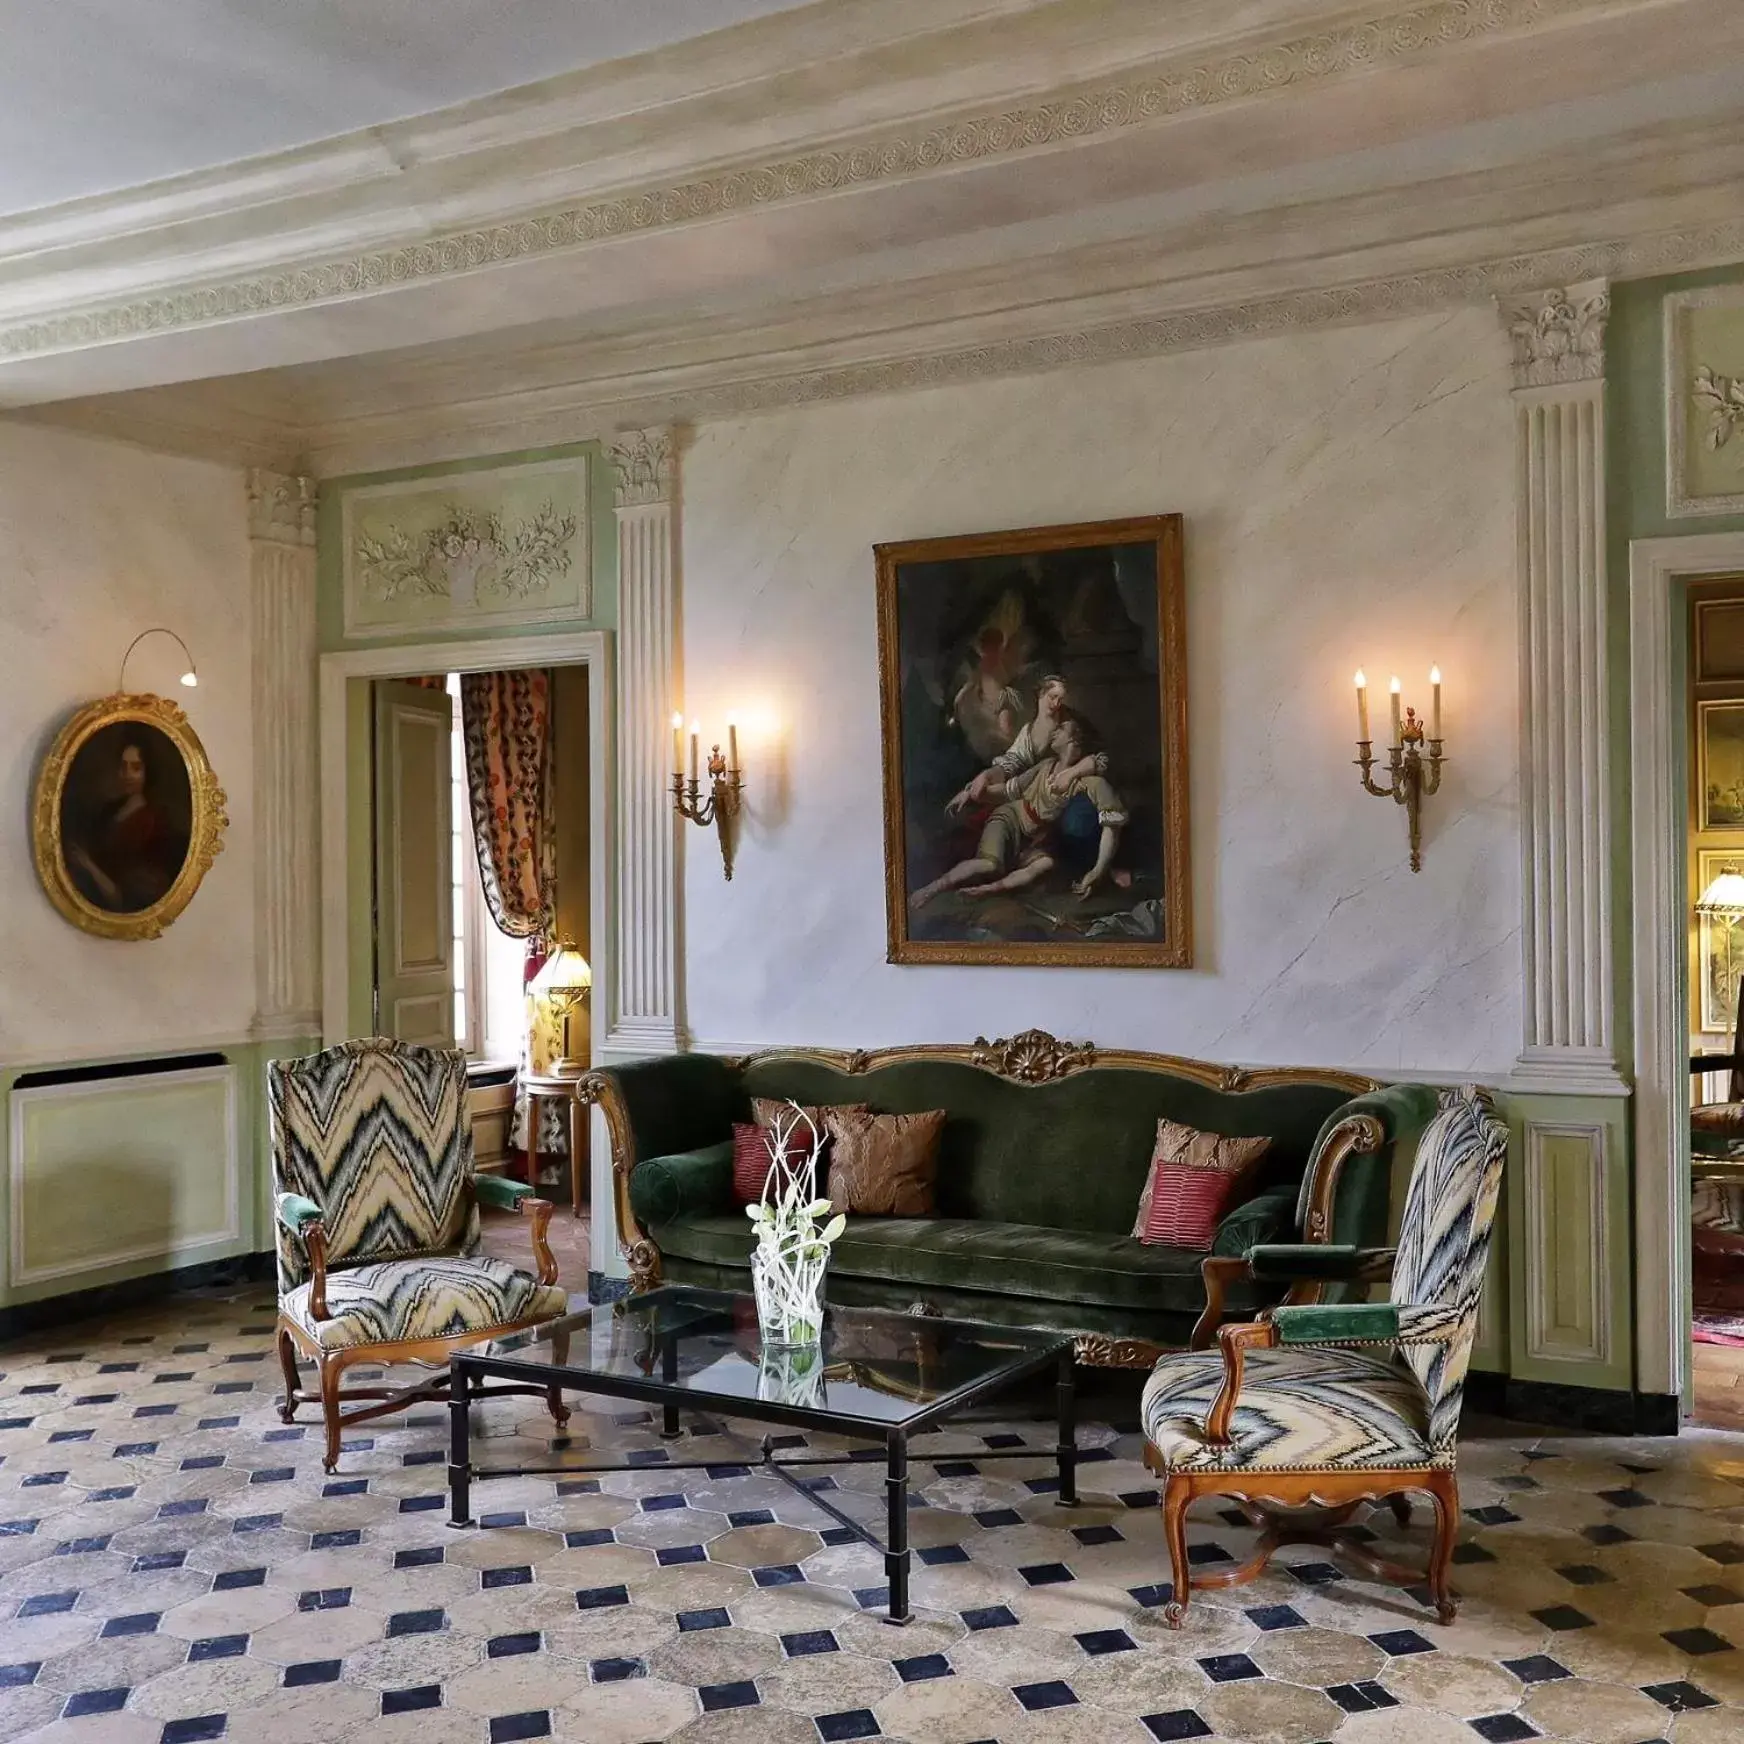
[318,1357,345,1474]
[1425,1472,1459,1624]
[1160,1472,1194,1629]
[1389,1494,1412,1528]
[547,1386,570,1431]
[275,1329,302,1424]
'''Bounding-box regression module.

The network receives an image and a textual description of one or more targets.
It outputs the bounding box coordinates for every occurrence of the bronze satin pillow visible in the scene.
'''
[751,1098,869,1147]
[1692,1103,1744,1138]
[820,1107,945,1216]
[1131,1119,1273,1239]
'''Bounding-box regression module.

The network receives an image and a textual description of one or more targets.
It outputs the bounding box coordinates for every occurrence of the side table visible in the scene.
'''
[521,1071,589,1216]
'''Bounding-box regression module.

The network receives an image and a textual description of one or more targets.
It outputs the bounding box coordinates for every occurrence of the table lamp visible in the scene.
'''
[530,941,592,1075]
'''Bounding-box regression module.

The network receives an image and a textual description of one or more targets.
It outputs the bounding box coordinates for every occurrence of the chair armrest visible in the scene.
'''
[1246,1243,1396,1283]
[275,1192,323,1233]
[473,1173,533,1211]
[1205,1319,1280,1444]
[1269,1300,1463,1347]
[629,1141,735,1227]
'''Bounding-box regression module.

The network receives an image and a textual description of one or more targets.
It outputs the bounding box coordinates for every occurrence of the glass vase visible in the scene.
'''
[753,1244,828,1348]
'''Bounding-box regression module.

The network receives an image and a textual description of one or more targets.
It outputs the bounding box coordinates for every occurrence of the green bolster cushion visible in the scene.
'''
[630,1141,736,1227]
[1245,1242,1393,1281]
[474,1173,532,1211]
[275,1193,323,1233]
[1211,1186,1298,1257]
[1271,1301,1400,1343]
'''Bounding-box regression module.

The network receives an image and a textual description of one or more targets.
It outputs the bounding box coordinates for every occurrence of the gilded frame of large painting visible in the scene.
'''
[876,515,1190,968]
[32,693,228,941]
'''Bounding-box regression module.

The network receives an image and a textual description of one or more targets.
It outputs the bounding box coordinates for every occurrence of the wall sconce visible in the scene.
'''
[671,714,745,880]
[119,628,199,691]
[1354,666,1445,873]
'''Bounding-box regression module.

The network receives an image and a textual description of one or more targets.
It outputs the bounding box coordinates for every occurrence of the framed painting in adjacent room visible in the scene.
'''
[1697,849,1744,1036]
[875,514,1190,968]
[1699,699,1744,830]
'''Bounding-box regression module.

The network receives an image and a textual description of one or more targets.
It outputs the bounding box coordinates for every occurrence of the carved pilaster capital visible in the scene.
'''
[607,427,675,509]
[1500,279,1608,390]
[246,469,317,547]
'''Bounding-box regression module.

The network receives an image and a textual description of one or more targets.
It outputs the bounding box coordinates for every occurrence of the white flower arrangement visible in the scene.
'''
[745,1103,846,1346]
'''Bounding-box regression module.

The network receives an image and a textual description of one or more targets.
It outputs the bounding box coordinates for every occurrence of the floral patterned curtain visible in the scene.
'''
[460,671,564,1169]
[460,671,556,940]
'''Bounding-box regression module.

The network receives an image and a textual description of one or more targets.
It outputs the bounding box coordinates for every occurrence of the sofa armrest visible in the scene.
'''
[1246,1242,1396,1283]
[275,1192,323,1233]
[473,1173,532,1211]
[1298,1083,1440,1247]
[1211,1185,1297,1257]
[629,1140,736,1228]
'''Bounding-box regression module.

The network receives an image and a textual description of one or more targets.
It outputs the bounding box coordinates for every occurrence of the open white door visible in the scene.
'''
[373,679,454,1046]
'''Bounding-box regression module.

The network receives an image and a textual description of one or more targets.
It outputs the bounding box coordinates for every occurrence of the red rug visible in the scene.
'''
[1694,1313,1744,1348]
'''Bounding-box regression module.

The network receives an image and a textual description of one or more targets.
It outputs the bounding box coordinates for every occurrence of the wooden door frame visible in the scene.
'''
[317,632,613,1053]
[1629,532,1744,1409]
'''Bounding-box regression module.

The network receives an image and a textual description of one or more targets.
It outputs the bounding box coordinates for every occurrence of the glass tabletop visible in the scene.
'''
[472,1286,1070,1427]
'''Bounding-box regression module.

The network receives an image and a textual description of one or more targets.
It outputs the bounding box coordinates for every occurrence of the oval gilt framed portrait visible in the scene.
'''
[32,693,228,940]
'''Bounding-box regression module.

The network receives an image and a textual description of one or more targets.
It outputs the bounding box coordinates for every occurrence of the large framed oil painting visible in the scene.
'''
[32,693,227,941]
[1700,699,1744,830]
[1697,849,1744,1037]
[876,515,1189,968]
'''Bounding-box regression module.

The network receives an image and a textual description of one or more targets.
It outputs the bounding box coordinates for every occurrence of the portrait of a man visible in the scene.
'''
[876,515,1190,967]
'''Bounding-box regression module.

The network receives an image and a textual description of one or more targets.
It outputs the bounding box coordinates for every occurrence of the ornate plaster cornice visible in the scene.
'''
[0,0,1645,364]
[245,468,317,547]
[1499,279,1610,389]
[607,428,675,509]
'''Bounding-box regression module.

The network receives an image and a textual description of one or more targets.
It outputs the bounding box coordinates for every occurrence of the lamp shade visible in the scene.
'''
[1696,872,1744,917]
[530,942,592,998]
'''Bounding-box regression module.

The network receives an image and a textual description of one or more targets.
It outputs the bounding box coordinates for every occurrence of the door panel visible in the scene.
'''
[373,680,454,1047]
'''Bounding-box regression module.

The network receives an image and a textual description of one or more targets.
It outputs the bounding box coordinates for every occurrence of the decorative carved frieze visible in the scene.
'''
[607,428,675,508]
[1693,364,1744,460]
[970,1029,1096,1082]
[1501,281,1608,389]
[245,468,316,547]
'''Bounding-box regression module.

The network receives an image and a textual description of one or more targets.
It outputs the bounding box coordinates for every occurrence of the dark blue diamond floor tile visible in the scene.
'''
[1246,1604,1307,1631]
[162,1718,228,1744]
[483,1564,533,1589]
[396,1547,445,1570]
[1012,1681,1077,1712]
[283,1661,342,1687]
[1128,1583,1173,1609]
[297,1587,350,1612]
[1017,1562,1073,1586]
[488,1709,547,1737]
[1141,1714,1213,1742]
[1468,1716,1541,1742]
[894,1654,953,1682]
[188,1634,249,1662]
[100,1612,160,1638]
[699,1680,760,1711]
[63,1688,131,1717]
[816,1711,881,1741]
[1327,1682,1399,1714]
[1071,1524,1124,1547]
[1371,1628,1437,1655]
[656,1544,707,1567]
[489,1632,542,1658]
[1077,1629,1137,1655]
[1553,1563,1611,1586]
[782,1630,840,1657]
[1502,1655,1570,1684]
[1642,1680,1719,1711]
[564,1528,613,1550]
[19,1592,78,1618]
[0,1662,41,1689]
[575,1585,629,1610]
[213,1568,266,1590]
[918,1544,969,1566]
[1198,1653,1261,1683]
[1663,1626,1735,1655]
[974,1508,1024,1529]
[386,1608,446,1637]
[1681,1583,1744,1606]
[590,1657,644,1682]
[382,1685,443,1715]
[754,1563,807,1587]
[678,1608,731,1632]
[961,1605,1019,1631]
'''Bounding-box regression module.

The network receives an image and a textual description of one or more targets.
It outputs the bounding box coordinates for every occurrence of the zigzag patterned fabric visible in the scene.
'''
[269,1038,481,1290]
[281,1254,569,1351]
[1142,1084,1508,1474]
[1389,1083,1510,1451]
[1144,1344,1436,1471]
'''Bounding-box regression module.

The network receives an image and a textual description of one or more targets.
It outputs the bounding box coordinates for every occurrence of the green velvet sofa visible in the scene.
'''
[582,1029,1436,1361]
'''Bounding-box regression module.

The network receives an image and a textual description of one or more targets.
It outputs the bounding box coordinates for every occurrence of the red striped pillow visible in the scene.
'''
[731,1121,813,1207]
[1137,1120,1272,1250]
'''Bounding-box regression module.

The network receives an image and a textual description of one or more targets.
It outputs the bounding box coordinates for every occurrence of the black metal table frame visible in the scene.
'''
[446,1334,1077,1623]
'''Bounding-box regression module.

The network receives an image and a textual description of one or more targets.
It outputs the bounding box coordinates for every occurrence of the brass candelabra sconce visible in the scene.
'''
[1354,667,1445,873]
[672,714,745,880]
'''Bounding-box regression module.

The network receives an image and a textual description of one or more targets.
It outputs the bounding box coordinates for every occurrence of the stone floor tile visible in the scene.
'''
[229,1680,381,1744]
[645,1625,782,1687]
[127,1653,281,1719]
[552,1676,696,1742]
[874,1670,1027,1741]
[665,1707,816,1743]
[758,1647,900,1714]
[1522,1673,1681,1741]
[1377,1648,1524,1716]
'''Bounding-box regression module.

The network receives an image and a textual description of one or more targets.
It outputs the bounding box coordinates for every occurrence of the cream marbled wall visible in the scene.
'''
[679,306,1521,1075]
[0,421,254,1062]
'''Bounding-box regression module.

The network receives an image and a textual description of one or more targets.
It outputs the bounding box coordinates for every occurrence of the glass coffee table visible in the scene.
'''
[447,1285,1078,1622]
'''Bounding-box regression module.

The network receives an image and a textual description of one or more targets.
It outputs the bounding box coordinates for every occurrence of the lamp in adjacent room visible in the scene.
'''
[529,941,592,1075]
[1696,871,1744,918]
[118,627,199,691]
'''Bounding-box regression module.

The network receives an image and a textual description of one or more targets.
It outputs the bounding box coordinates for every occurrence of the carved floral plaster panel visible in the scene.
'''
[1666,284,1744,518]
[338,457,591,638]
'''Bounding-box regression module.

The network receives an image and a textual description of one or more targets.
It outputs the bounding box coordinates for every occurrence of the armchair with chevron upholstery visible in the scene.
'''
[270,1037,572,1472]
[1140,1084,1509,1628]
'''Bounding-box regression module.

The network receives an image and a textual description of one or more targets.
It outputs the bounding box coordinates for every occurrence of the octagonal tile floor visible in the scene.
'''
[2,1283,1743,1742]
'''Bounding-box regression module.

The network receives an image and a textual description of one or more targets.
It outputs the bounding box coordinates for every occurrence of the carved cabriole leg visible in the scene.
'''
[1159,1471,1195,1628]
[546,1387,570,1432]
[627,1238,663,1294]
[1425,1471,1459,1625]
[1390,1494,1412,1528]
[318,1355,345,1474]
[275,1326,301,1423]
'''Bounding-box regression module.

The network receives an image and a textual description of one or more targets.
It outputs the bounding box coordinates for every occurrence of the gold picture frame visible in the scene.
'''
[32,692,228,941]
[1699,698,1744,831]
[875,514,1190,968]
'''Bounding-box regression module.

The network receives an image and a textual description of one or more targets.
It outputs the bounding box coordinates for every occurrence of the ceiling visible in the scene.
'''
[3,0,1742,474]
[0,0,815,215]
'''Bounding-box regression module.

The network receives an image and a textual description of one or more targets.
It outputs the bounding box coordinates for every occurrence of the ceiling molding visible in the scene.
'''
[0,0,1666,362]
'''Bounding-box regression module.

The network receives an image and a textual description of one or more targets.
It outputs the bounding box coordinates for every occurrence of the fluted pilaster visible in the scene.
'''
[605,429,681,1054]
[1501,281,1619,1090]
[246,469,320,1038]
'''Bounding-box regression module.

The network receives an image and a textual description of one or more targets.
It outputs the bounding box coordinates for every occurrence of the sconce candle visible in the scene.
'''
[671,712,684,780]
[673,715,746,880]
[1354,669,1369,742]
[1354,669,1446,873]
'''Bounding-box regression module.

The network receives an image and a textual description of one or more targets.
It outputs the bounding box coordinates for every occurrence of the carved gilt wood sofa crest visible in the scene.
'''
[581,1030,1435,1364]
